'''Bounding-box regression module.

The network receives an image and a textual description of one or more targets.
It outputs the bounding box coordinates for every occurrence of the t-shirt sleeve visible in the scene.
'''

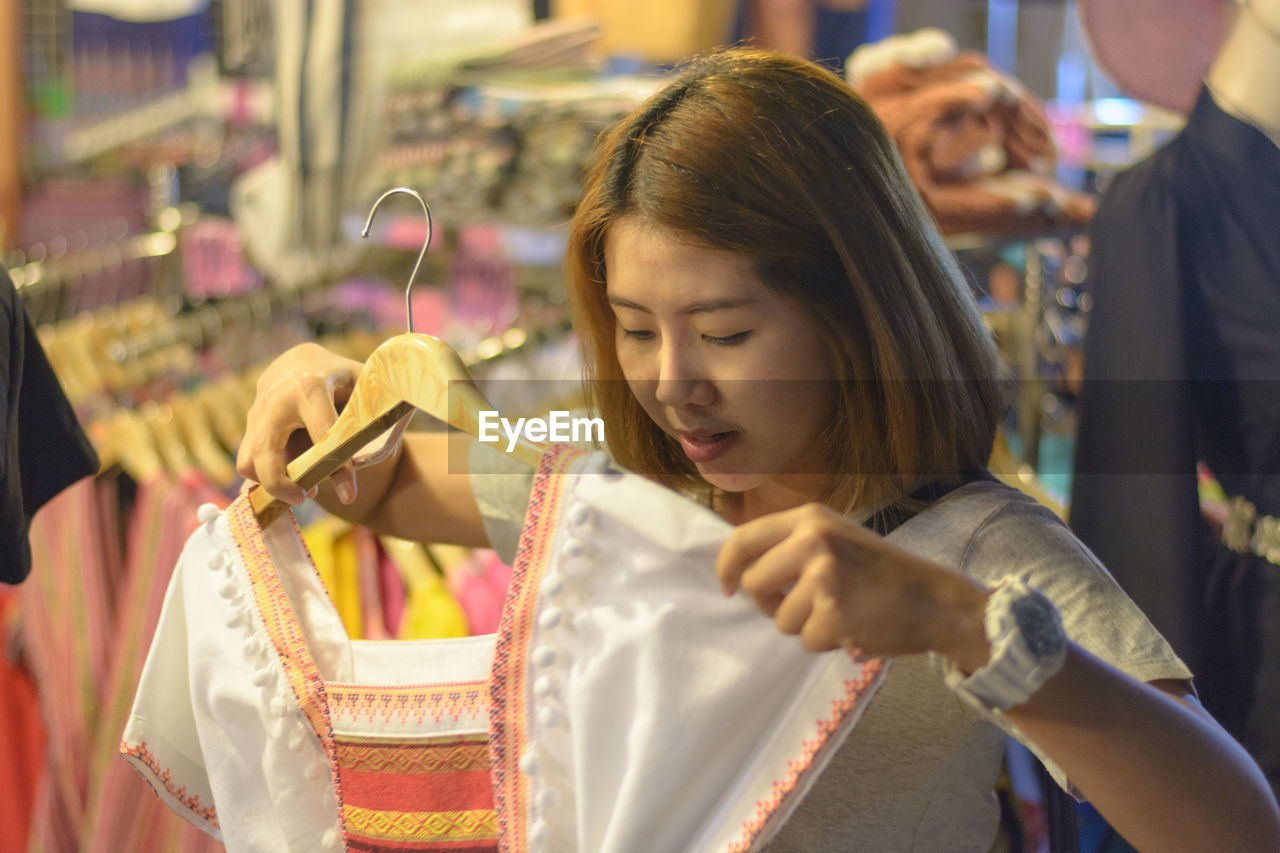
[957,497,1194,795]
[2,272,99,583]
[468,438,536,565]
[120,546,221,838]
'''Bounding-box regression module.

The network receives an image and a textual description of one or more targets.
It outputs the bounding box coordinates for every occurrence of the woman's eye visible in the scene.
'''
[703,331,753,346]
[621,328,655,341]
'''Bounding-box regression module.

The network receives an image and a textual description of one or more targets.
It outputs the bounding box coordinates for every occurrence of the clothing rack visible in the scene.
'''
[8,223,182,328]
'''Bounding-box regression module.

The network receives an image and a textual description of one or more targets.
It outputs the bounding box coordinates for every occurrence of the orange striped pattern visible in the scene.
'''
[228,495,503,851]
[489,445,584,851]
[335,734,498,852]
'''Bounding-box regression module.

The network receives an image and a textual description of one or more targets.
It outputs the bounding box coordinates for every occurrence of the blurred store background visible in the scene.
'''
[0,2,1199,851]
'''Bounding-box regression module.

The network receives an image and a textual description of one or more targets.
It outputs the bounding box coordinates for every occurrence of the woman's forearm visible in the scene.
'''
[1005,645,1280,852]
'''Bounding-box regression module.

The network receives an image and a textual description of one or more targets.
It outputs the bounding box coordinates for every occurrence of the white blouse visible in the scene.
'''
[123,446,887,852]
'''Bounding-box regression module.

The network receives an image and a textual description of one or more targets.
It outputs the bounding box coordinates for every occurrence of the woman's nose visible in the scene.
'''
[654,342,715,408]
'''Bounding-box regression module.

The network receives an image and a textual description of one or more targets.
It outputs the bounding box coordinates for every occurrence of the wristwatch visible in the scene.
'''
[946,576,1068,712]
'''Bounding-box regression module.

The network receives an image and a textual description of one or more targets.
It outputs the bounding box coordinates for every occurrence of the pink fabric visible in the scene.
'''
[19,472,226,853]
[377,547,408,638]
[354,526,392,640]
[446,550,511,636]
[84,472,226,853]
[22,478,122,851]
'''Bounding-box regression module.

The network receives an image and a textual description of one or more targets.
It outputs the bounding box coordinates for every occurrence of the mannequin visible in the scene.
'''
[1071,0,1280,800]
[1207,0,1280,145]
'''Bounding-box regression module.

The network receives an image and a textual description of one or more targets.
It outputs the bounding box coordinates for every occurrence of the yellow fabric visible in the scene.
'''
[381,537,469,640]
[301,518,364,639]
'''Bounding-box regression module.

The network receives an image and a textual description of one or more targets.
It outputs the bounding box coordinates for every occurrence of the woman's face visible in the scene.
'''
[605,217,838,515]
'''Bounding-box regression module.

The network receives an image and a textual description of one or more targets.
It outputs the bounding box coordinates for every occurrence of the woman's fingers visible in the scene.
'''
[235,343,363,504]
[767,546,852,651]
[716,503,839,595]
[292,372,359,504]
[240,396,310,505]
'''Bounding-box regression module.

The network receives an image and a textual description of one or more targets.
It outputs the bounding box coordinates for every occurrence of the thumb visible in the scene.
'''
[333,464,358,505]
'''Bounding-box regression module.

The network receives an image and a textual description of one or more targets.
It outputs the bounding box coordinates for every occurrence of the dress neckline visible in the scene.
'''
[223,494,491,693]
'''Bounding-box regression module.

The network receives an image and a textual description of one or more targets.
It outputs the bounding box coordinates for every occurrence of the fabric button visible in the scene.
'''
[519,748,539,776]
[533,675,555,699]
[251,667,275,688]
[536,786,557,811]
[243,638,263,658]
[567,503,593,528]
[197,503,220,524]
[538,607,563,630]
[219,581,238,599]
[225,609,244,629]
[539,573,563,598]
[287,725,307,752]
[583,453,610,476]
[532,646,558,669]
[269,696,289,717]
[529,818,548,845]
[321,826,340,848]
[563,538,591,561]
[305,762,326,782]
[537,706,560,728]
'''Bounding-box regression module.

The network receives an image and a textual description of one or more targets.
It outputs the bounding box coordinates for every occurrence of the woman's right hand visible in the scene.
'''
[236,342,364,506]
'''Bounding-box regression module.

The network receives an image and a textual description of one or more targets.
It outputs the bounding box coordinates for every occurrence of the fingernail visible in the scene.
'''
[335,482,355,504]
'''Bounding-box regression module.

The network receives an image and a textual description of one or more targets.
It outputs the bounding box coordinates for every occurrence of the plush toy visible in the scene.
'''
[849,29,1095,236]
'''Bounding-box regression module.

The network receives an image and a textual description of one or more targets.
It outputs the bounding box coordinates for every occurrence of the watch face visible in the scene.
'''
[1011,594,1065,659]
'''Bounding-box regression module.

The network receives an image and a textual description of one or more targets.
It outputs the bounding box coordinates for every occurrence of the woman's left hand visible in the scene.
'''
[715,502,991,668]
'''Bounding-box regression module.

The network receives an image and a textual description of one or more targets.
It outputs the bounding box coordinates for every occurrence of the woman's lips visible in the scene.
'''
[678,430,737,464]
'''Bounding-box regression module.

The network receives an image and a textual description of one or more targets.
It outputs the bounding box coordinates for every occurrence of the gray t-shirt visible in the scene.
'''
[468,440,1191,852]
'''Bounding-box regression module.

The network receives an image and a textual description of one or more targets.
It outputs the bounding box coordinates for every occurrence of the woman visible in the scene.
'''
[239,49,1280,850]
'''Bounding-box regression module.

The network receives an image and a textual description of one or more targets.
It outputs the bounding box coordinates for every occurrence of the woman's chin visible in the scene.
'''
[696,467,767,495]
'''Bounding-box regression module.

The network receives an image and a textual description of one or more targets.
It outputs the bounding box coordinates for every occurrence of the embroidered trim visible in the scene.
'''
[226,496,347,836]
[489,444,583,853]
[343,805,500,842]
[327,681,490,727]
[335,736,492,775]
[727,657,886,852]
[121,741,219,827]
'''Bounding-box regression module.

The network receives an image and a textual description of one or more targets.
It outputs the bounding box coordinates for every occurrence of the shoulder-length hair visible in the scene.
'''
[566,47,1006,513]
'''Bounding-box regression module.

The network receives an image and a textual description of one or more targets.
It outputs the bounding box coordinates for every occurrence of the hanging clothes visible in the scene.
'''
[1070,87,1280,795]
[122,497,499,851]
[122,445,887,852]
[21,476,124,851]
[2,270,99,585]
[20,472,228,852]
[81,472,227,853]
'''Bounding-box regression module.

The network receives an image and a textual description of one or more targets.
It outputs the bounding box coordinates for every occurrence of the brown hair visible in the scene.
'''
[566,47,1006,512]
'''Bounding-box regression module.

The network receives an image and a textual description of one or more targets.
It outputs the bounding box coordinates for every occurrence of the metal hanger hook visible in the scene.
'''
[362,187,433,334]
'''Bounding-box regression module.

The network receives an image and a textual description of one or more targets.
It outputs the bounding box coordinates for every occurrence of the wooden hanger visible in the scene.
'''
[195,377,250,455]
[249,188,545,525]
[172,393,238,488]
[90,408,166,482]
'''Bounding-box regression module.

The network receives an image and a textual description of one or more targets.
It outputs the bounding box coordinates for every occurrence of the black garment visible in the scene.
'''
[1,271,99,584]
[1071,87,1280,792]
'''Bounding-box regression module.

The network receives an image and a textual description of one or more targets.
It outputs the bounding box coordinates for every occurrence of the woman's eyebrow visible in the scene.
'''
[607,296,759,315]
